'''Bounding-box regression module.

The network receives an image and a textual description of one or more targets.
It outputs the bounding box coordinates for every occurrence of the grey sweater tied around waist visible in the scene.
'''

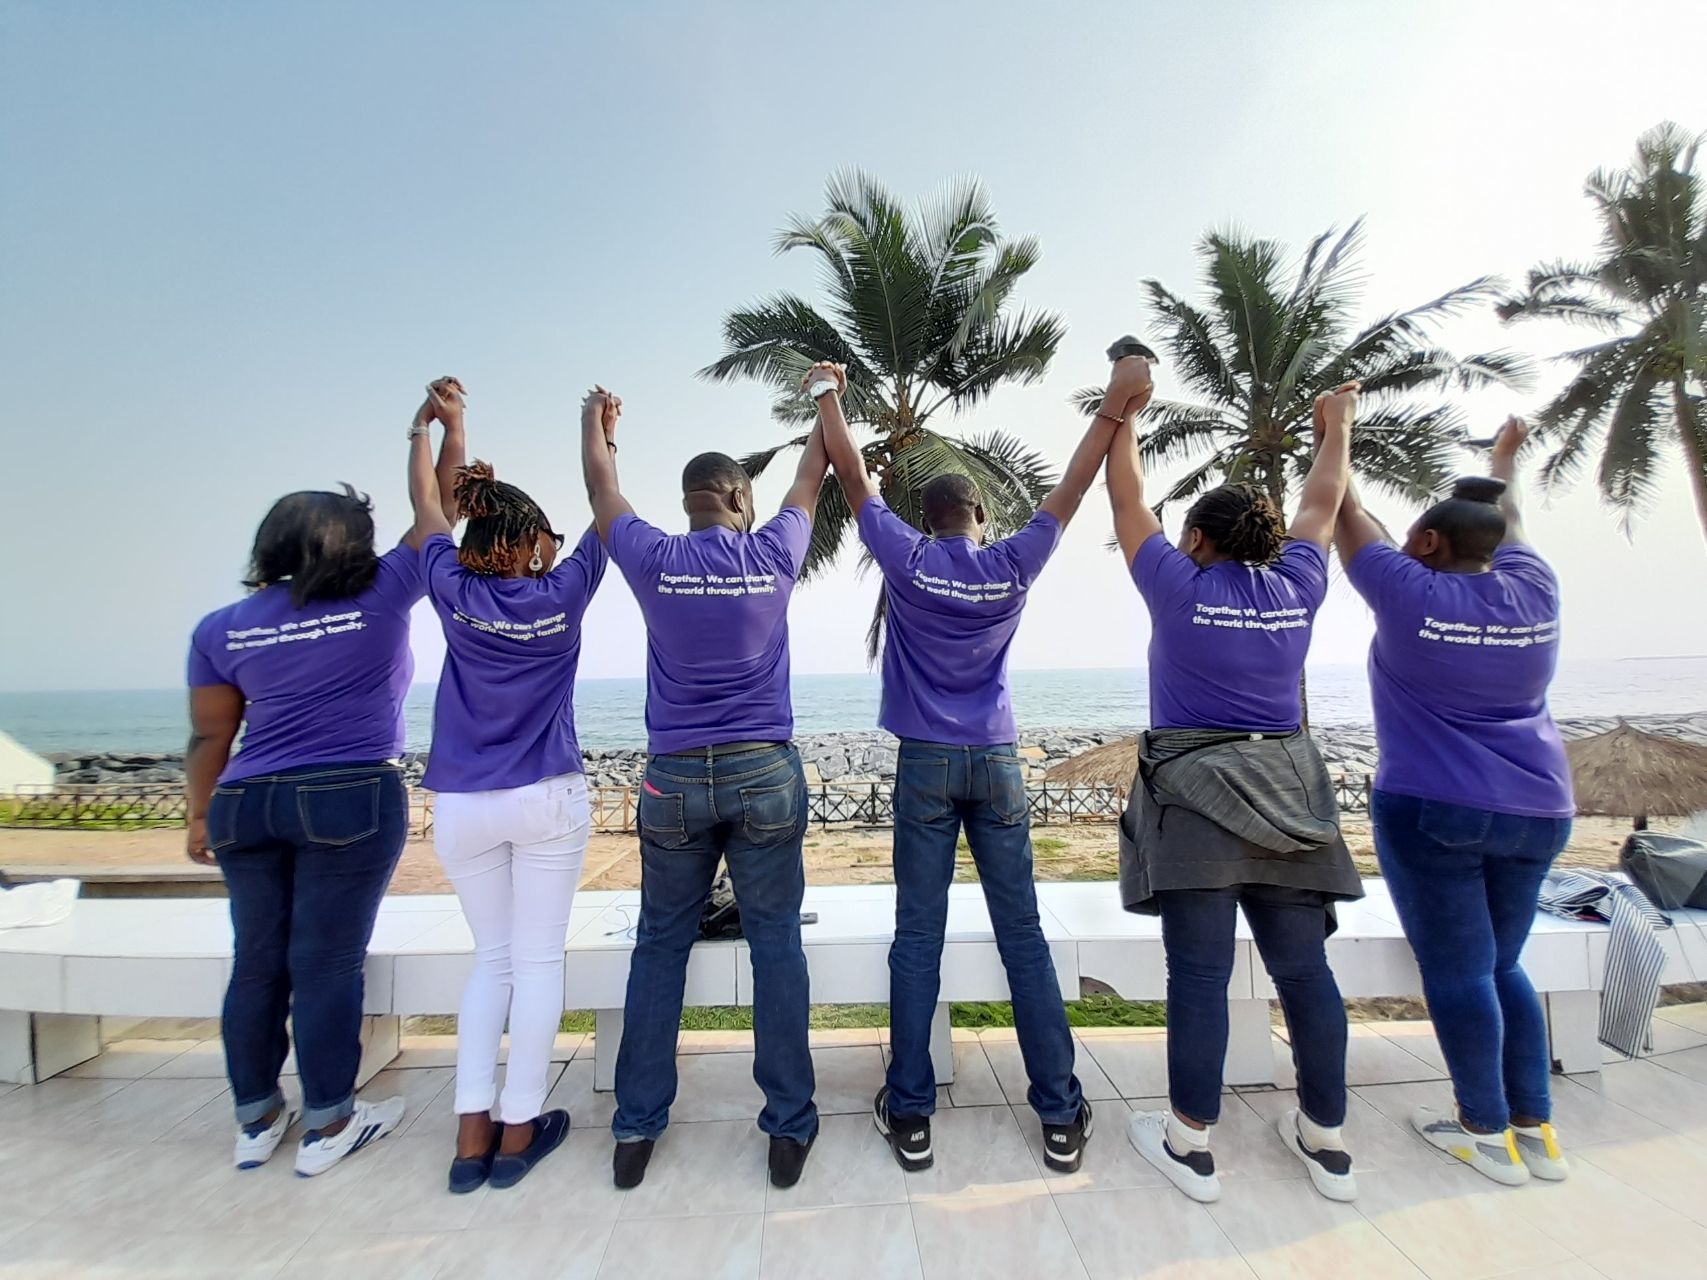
[1117,727,1365,920]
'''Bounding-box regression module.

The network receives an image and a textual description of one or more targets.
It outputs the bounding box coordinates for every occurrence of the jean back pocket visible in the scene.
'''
[296,777,382,848]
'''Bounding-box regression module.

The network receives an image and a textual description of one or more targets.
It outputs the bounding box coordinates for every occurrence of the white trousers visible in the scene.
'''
[433,772,590,1124]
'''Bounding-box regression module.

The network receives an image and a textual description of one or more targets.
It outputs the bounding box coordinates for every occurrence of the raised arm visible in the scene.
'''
[582,386,632,540]
[1487,415,1530,547]
[781,419,831,519]
[184,684,243,865]
[1332,476,1393,571]
[803,361,878,512]
[431,376,467,524]
[1043,356,1155,528]
[403,384,456,550]
[1103,355,1164,565]
[1287,382,1358,550]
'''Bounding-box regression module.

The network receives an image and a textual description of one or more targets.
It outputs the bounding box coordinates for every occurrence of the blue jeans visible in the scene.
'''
[611,744,816,1143]
[887,741,1082,1124]
[1372,790,1572,1132]
[209,762,407,1131]
[1158,884,1347,1127]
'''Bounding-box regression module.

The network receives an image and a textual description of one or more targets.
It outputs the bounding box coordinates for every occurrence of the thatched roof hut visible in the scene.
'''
[1046,737,1139,789]
[1567,720,1707,822]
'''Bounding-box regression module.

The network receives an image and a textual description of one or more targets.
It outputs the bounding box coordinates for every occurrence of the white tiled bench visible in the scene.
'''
[5,878,1697,1089]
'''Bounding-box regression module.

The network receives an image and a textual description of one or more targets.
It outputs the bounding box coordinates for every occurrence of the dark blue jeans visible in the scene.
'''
[611,744,817,1143]
[209,762,406,1131]
[887,741,1082,1124]
[1372,790,1572,1132]
[1158,884,1347,1127]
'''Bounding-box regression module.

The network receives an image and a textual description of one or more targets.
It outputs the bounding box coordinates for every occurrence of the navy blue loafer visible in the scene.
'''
[488,1110,571,1191]
[448,1134,502,1195]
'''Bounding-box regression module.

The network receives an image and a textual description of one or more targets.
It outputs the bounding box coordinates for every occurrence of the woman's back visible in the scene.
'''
[189,545,423,782]
[1347,541,1570,818]
[421,529,607,793]
[1134,533,1328,733]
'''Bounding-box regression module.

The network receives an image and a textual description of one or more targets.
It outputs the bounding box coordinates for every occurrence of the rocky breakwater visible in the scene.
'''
[43,712,1707,791]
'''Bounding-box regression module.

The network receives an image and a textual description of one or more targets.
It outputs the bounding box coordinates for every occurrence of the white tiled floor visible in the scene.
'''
[5,1012,1707,1279]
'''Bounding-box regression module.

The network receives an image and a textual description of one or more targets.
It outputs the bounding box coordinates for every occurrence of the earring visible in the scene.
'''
[528,543,544,574]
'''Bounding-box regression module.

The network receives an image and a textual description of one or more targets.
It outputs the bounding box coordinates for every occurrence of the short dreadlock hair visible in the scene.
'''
[454,460,553,576]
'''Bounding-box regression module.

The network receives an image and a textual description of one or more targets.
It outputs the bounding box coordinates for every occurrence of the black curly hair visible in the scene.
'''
[1183,483,1287,565]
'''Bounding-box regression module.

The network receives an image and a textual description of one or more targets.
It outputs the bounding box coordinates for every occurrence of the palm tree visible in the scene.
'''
[1497,122,1706,538]
[1074,222,1530,527]
[701,170,1063,656]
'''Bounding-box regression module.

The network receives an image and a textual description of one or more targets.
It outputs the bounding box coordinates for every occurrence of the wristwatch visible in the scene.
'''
[807,379,839,401]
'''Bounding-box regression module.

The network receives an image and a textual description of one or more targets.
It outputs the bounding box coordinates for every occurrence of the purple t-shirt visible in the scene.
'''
[1133,533,1327,733]
[608,508,811,755]
[187,544,425,783]
[858,497,1060,744]
[1346,542,1573,818]
[420,529,608,793]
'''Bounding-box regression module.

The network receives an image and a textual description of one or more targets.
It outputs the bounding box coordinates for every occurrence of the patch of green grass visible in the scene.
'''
[0,799,181,831]
[1032,836,1069,856]
[413,999,1166,1039]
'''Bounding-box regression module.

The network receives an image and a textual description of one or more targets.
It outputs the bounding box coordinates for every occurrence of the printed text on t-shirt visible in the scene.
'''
[655,572,778,598]
[451,610,569,641]
[1417,615,1559,649]
[223,613,366,651]
[912,570,1016,606]
[1190,603,1309,633]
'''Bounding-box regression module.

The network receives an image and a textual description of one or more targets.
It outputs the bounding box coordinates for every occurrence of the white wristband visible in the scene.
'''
[807,379,839,401]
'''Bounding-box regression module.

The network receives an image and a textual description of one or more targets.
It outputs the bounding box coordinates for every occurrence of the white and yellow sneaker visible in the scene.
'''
[1514,1122,1569,1181]
[1410,1106,1530,1187]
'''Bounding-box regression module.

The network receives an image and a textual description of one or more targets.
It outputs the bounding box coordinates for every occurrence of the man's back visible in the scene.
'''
[609,507,811,753]
[858,496,1062,745]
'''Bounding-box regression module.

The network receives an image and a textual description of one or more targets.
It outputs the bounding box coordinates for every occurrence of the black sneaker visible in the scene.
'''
[1041,1101,1095,1173]
[768,1129,817,1189]
[873,1087,933,1171]
[612,1137,655,1190]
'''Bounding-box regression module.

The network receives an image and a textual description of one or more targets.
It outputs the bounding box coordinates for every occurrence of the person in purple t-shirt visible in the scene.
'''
[1337,416,1574,1188]
[184,379,458,1180]
[1109,373,1365,1206]
[581,383,830,1193]
[804,358,1129,1175]
[410,382,609,1194]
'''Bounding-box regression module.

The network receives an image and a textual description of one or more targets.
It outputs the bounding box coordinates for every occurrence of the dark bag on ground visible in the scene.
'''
[698,872,743,940]
[1620,832,1707,910]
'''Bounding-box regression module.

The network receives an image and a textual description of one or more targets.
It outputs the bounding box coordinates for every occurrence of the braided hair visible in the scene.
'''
[454,461,552,576]
[1183,483,1287,565]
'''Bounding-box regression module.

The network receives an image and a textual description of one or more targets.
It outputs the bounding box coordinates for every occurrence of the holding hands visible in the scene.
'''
[413,376,467,434]
[1102,355,1156,424]
[1312,382,1361,440]
[583,386,622,444]
[802,361,848,399]
[1491,414,1530,460]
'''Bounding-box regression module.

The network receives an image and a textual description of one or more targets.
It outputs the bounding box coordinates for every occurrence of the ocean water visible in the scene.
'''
[2,658,1704,755]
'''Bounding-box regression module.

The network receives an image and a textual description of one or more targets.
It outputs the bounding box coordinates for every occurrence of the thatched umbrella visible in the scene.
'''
[1566,720,1707,826]
[1046,737,1139,790]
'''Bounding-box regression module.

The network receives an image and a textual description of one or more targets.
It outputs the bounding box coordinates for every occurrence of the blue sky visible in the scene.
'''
[4,0,1705,692]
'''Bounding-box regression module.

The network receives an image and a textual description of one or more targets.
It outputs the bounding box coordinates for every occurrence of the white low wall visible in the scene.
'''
[0,731,54,795]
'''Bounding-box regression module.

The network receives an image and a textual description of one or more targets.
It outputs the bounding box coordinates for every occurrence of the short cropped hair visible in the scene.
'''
[682,451,748,494]
[923,473,980,527]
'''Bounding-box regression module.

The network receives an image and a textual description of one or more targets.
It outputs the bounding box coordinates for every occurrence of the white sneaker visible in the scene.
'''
[1128,1109,1221,1203]
[234,1104,300,1170]
[1514,1123,1570,1181]
[294,1097,406,1178]
[1410,1106,1530,1186]
[1277,1108,1357,1202]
